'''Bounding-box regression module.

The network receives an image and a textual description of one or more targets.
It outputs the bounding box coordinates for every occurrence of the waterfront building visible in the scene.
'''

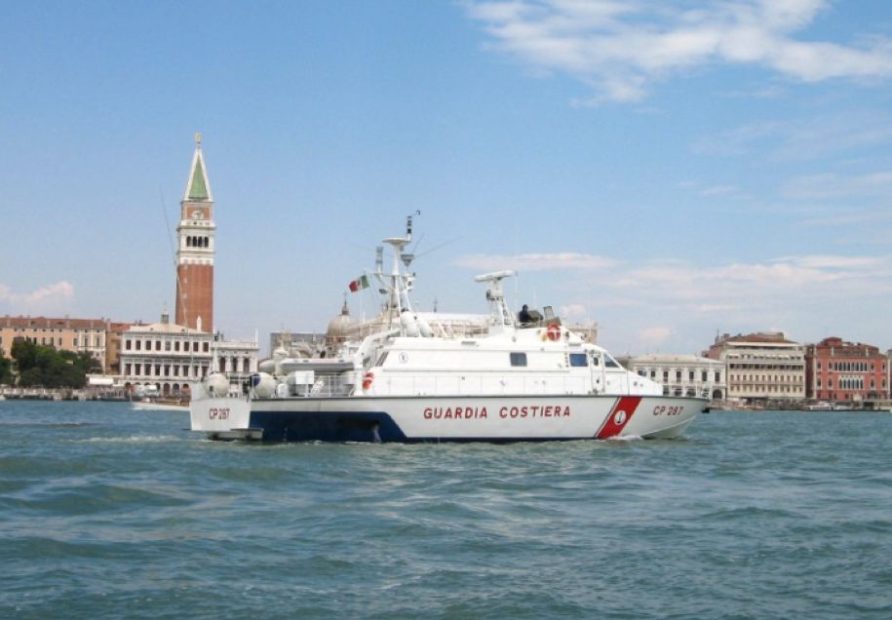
[175,133,215,332]
[705,332,806,404]
[104,322,133,375]
[0,315,114,372]
[805,337,887,403]
[119,311,258,396]
[211,335,259,386]
[623,354,726,400]
[119,312,213,395]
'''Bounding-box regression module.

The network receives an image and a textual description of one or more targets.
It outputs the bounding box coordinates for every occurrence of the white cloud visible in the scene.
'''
[638,326,672,348]
[559,303,589,318]
[465,0,892,102]
[456,249,892,321]
[699,184,739,197]
[454,252,617,272]
[782,170,892,199]
[451,250,892,351]
[694,113,892,161]
[0,281,75,313]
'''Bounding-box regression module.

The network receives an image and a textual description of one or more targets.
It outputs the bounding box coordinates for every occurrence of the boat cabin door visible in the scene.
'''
[589,351,605,394]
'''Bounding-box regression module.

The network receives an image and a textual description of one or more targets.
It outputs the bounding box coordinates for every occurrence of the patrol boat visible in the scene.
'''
[190,219,707,442]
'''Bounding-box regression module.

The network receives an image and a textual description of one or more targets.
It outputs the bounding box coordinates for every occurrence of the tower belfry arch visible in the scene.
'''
[174,132,215,332]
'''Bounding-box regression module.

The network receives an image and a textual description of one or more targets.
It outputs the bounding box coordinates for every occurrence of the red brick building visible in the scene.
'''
[805,337,888,403]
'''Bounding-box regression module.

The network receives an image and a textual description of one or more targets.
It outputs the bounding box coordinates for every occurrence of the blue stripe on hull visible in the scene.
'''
[250,410,408,442]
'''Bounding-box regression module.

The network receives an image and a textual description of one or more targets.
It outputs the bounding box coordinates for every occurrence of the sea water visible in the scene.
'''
[1,400,890,619]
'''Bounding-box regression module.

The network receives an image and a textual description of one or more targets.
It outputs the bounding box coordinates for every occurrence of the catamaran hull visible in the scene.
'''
[190,394,705,442]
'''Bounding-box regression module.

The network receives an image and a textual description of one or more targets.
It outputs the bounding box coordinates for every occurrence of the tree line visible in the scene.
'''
[0,340,102,388]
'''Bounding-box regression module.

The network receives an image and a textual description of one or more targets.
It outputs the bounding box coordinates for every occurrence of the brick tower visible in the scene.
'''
[175,133,215,332]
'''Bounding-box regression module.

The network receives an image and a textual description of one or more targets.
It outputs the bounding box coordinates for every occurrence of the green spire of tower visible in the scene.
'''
[183,132,213,202]
[188,158,209,200]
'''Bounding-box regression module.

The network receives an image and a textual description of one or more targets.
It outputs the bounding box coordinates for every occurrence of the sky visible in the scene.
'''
[3,0,892,357]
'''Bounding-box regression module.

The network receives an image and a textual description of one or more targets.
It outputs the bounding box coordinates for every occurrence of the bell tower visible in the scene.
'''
[175,132,215,332]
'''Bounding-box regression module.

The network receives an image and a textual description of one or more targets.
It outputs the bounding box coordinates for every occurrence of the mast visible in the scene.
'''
[377,213,419,335]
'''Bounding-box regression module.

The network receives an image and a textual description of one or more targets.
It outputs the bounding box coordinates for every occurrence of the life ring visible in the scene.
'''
[362,372,375,391]
[546,323,561,341]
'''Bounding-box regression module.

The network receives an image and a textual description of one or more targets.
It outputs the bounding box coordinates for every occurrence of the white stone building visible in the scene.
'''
[119,315,214,396]
[119,313,258,396]
[623,354,726,400]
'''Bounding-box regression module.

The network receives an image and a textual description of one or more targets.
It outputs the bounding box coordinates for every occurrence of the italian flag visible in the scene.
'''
[348,275,369,292]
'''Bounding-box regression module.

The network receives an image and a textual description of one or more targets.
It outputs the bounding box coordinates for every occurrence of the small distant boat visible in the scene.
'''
[807,401,832,411]
[131,397,189,412]
[131,383,188,411]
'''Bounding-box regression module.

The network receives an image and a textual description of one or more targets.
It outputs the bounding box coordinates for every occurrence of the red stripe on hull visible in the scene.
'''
[595,396,642,439]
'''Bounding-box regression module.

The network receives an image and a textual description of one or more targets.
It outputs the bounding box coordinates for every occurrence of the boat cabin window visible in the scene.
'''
[510,352,528,367]
[569,353,588,367]
[604,354,621,369]
[590,352,601,366]
[375,352,388,367]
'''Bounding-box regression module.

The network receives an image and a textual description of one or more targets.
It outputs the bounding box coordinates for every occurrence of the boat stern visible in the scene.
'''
[189,382,258,440]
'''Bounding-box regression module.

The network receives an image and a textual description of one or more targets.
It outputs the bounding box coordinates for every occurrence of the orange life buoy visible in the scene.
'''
[546,323,560,341]
[362,372,375,391]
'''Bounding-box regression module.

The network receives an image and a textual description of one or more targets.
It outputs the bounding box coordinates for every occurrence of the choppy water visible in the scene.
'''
[1,400,890,619]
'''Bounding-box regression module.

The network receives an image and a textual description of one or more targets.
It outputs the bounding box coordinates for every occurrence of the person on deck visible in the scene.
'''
[518,304,532,324]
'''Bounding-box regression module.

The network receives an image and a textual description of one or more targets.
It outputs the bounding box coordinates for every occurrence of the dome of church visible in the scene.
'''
[326,300,354,341]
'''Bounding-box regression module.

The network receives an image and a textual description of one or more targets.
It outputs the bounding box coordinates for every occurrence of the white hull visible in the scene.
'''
[190,393,704,442]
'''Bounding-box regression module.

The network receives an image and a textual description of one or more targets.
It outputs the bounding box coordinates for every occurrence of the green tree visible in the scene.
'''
[0,354,12,384]
[11,340,91,388]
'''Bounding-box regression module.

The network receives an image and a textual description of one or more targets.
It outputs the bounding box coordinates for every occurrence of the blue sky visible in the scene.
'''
[3,0,892,356]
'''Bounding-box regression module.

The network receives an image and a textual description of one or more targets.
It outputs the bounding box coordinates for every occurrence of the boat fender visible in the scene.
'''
[362,371,375,391]
[205,373,229,397]
[546,323,561,341]
[251,372,278,398]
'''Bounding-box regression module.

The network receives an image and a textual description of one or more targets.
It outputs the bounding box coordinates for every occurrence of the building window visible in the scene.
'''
[203,342,209,353]
[165,341,171,351]
[175,341,180,352]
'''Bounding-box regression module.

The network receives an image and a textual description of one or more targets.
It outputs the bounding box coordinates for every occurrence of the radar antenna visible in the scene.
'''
[473,270,516,330]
